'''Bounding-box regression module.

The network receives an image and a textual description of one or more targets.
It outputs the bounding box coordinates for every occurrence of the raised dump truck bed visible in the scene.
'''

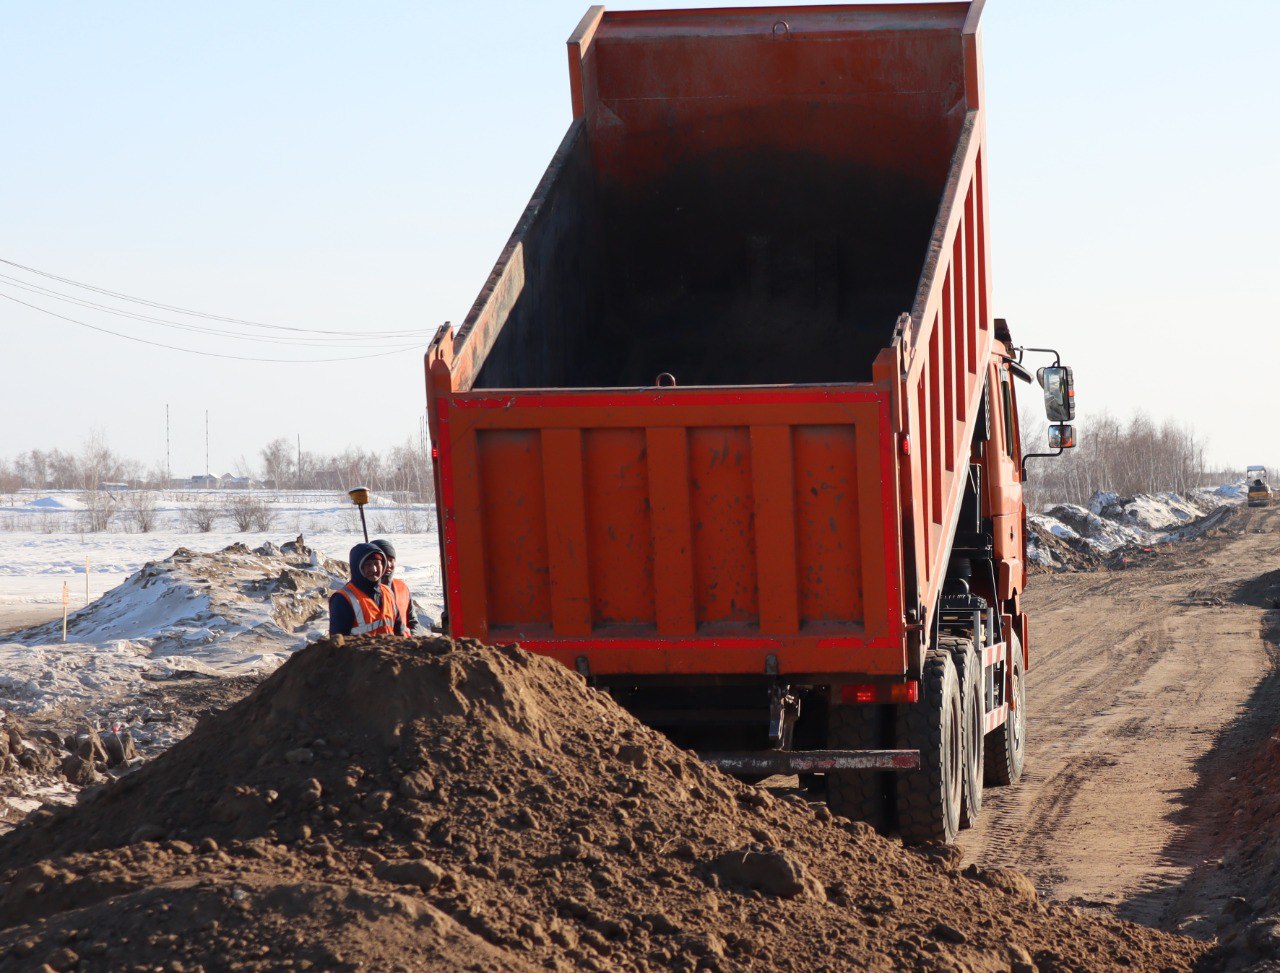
[427,2,1047,844]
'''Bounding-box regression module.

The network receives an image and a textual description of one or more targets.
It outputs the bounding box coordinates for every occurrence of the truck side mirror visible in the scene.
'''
[1036,365,1075,422]
[1048,424,1076,449]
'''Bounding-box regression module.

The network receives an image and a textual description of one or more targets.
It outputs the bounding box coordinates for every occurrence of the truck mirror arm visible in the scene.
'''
[1013,346,1062,368]
[1021,448,1064,481]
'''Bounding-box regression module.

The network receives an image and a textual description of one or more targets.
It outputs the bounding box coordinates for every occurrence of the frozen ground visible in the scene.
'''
[0,499,443,707]
[1027,484,1242,569]
[0,489,443,614]
[0,491,445,826]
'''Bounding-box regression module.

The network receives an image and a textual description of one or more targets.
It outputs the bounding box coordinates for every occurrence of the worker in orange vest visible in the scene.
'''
[329,542,399,636]
[372,538,418,634]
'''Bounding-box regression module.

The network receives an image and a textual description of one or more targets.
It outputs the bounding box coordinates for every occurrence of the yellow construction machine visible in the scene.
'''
[1247,466,1271,507]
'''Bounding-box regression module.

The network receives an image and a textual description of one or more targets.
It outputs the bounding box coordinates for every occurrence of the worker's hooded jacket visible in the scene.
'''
[328,542,399,637]
[371,539,418,634]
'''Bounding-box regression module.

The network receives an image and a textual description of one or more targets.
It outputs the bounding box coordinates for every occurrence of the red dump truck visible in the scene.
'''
[426,2,1076,843]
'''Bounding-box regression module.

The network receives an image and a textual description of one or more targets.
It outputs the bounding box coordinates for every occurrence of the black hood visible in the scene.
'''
[348,542,384,596]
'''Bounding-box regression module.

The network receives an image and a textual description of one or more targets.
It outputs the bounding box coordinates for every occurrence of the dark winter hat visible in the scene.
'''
[371,539,397,561]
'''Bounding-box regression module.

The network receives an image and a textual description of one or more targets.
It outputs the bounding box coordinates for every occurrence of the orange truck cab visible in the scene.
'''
[426,2,1076,843]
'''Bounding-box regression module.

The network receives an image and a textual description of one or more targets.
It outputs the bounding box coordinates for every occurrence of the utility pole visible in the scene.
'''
[166,404,171,484]
[297,434,301,490]
[205,410,210,481]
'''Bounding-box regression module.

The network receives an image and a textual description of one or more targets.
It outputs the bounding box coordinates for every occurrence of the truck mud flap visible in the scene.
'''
[700,749,920,774]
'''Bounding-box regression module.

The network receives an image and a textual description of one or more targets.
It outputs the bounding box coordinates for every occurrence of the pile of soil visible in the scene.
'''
[1027,522,1105,573]
[12,537,347,658]
[1177,571,1280,969]
[1210,718,1280,969]
[0,716,59,779]
[0,717,64,829]
[1030,507,1240,576]
[0,713,148,832]
[0,636,1215,971]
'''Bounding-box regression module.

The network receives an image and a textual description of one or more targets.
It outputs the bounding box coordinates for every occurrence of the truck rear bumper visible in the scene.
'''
[701,749,920,774]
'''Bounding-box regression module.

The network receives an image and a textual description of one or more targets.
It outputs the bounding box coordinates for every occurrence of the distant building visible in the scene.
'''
[188,474,218,488]
[311,469,347,490]
[97,482,130,492]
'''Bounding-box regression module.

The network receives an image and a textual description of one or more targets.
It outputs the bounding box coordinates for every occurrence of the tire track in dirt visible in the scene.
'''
[963,505,1280,929]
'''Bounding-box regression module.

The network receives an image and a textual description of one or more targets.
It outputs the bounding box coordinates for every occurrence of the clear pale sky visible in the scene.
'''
[2,1,1276,475]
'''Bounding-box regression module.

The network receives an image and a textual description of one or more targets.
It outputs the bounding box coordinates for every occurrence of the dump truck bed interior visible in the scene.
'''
[427,2,996,680]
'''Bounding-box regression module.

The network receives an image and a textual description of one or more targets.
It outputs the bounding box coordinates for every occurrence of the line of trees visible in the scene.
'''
[0,432,435,502]
[0,432,149,494]
[0,414,1228,513]
[250,436,433,499]
[1021,409,1210,511]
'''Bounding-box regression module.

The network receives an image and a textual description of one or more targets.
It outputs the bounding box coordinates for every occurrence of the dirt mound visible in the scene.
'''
[1231,569,1280,611]
[1027,521,1105,573]
[11,537,346,660]
[0,717,65,829]
[0,636,1212,971]
[1030,506,1240,576]
[1212,721,1280,970]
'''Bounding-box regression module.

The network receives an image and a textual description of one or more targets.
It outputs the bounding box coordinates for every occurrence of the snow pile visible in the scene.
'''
[1089,490,1207,531]
[24,496,86,511]
[1033,503,1147,551]
[0,539,347,718]
[1028,486,1238,570]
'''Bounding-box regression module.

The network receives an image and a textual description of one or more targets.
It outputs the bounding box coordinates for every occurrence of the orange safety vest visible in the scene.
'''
[389,578,412,631]
[335,581,398,636]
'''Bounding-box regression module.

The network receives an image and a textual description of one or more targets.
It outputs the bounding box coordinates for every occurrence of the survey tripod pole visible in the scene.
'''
[348,487,371,543]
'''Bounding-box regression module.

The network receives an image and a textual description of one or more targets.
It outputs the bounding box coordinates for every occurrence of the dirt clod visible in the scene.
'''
[710,845,823,900]
[374,858,447,891]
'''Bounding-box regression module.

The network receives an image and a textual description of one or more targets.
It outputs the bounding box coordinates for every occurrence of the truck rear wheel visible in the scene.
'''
[952,643,984,828]
[985,634,1026,786]
[827,703,891,831]
[896,649,963,844]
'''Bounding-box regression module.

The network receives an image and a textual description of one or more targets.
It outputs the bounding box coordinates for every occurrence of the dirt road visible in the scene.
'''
[966,504,1280,932]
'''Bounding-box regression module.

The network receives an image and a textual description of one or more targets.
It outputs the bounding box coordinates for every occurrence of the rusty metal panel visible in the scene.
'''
[570,5,974,191]
[431,386,905,676]
[477,429,550,629]
[895,112,997,637]
[541,429,592,636]
[689,427,758,627]
[582,428,655,627]
[793,425,862,628]
[749,426,800,636]
[646,427,697,636]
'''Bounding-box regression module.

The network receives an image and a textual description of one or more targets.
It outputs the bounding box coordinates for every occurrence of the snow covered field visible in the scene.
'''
[0,490,444,615]
[0,490,444,737]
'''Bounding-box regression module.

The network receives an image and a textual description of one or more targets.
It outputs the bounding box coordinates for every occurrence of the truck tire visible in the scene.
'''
[895,649,963,844]
[827,703,891,832]
[985,634,1026,786]
[951,642,984,828]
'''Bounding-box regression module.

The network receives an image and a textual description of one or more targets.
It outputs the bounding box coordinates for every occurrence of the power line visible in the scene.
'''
[0,275,419,347]
[0,292,426,363]
[0,256,431,338]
